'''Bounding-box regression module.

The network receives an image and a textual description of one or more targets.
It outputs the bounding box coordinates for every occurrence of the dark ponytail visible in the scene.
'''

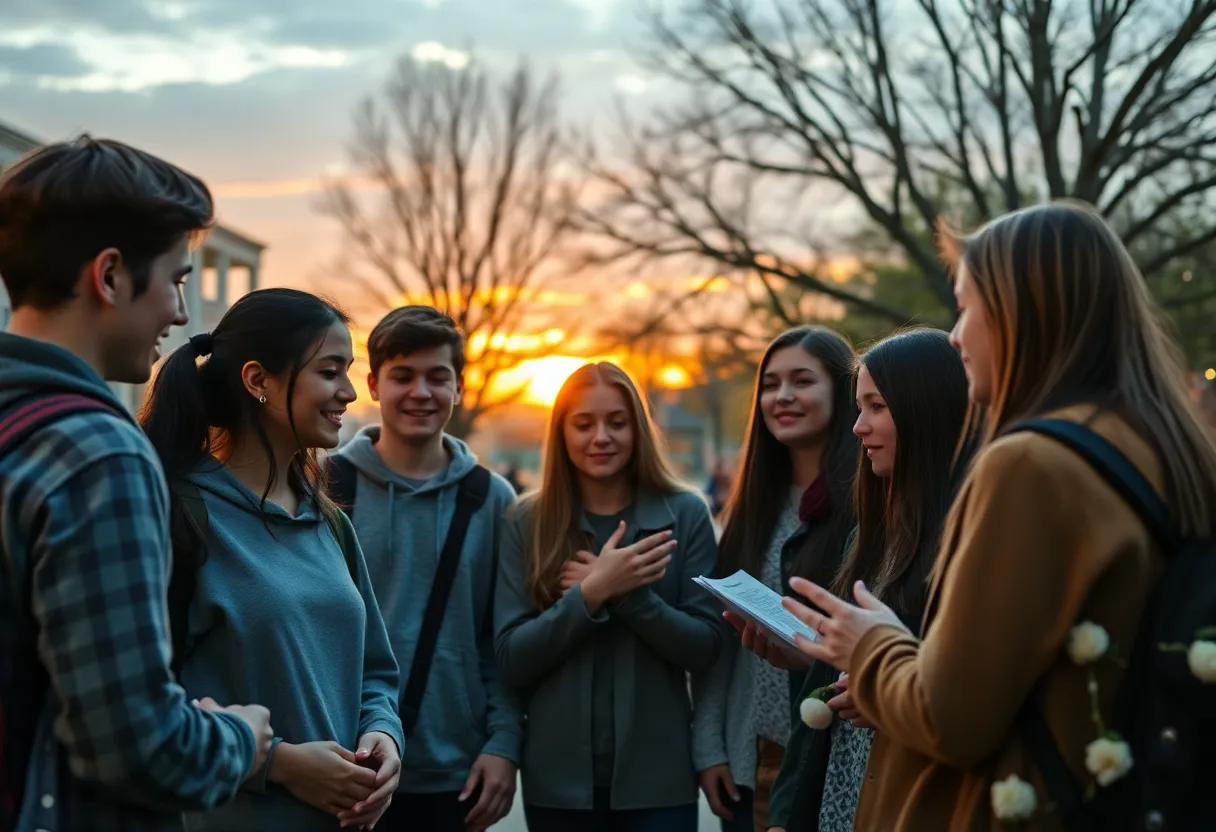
[140,331,217,483]
[140,287,350,532]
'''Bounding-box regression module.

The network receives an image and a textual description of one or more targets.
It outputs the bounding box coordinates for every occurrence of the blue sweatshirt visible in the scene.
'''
[177,460,403,831]
[333,427,523,793]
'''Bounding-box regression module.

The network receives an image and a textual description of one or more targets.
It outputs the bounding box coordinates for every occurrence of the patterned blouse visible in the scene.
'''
[818,718,875,831]
[753,489,804,745]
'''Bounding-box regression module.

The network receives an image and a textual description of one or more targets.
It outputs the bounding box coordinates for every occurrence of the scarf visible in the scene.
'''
[797,473,832,522]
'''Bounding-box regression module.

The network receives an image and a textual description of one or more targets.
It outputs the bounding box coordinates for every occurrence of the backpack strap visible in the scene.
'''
[167,481,210,678]
[0,392,123,459]
[399,465,492,737]
[1015,705,1091,829]
[1009,418,1176,831]
[327,455,358,520]
[1014,418,1176,549]
[324,509,360,583]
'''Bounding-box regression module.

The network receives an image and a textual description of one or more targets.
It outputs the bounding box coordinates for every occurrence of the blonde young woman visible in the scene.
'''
[494,362,723,832]
[779,202,1216,830]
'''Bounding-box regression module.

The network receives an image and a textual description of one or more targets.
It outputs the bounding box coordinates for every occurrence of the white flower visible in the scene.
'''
[990,774,1037,821]
[1085,737,1134,787]
[799,696,833,729]
[1067,621,1110,665]
[1187,640,1216,683]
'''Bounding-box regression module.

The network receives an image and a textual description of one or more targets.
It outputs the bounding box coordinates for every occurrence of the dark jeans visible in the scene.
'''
[525,789,698,832]
[719,786,755,832]
[377,790,470,832]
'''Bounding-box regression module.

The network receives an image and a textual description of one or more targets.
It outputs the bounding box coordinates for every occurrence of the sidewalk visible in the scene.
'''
[490,787,720,830]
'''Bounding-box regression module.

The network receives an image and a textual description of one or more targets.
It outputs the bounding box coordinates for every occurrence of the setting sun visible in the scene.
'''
[491,356,592,406]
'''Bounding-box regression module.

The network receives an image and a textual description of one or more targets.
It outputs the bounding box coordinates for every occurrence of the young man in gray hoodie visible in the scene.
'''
[330,306,522,831]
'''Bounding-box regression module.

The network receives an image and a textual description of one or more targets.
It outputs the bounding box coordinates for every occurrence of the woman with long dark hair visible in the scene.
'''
[755,328,971,832]
[494,361,722,831]
[140,288,403,831]
[693,327,859,832]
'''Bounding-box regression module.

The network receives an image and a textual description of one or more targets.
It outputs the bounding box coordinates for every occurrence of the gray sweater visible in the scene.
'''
[494,488,725,810]
[178,462,404,832]
[691,495,803,787]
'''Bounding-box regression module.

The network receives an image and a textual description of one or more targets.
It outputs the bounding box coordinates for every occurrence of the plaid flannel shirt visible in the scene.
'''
[1,405,254,832]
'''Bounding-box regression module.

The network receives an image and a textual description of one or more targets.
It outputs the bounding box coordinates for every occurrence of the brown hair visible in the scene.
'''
[940,201,1216,536]
[523,362,689,608]
[366,305,466,377]
[0,135,213,310]
[717,326,858,585]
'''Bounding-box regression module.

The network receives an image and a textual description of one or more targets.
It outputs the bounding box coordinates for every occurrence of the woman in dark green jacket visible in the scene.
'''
[736,329,972,832]
[494,361,723,832]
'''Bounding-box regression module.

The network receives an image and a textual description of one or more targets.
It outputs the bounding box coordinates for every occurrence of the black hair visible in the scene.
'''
[833,328,973,623]
[717,326,859,587]
[0,135,213,310]
[140,288,350,506]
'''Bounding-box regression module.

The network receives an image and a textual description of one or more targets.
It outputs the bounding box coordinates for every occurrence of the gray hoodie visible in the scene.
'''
[333,427,523,793]
[178,461,403,832]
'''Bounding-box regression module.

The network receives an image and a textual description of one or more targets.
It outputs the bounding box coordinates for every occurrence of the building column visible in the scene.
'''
[215,251,230,307]
[188,248,204,335]
[247,263,259,292]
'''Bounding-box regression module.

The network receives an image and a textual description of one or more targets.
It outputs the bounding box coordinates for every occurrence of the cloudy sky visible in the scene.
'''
[0,0,658,290]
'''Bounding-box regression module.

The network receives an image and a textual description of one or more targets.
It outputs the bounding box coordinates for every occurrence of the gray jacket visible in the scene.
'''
[494,488,725,810]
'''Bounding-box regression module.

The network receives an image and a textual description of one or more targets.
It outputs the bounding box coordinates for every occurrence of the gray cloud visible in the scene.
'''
[0,0,641,53]
[0,43,91,78]
[0,1,664,293]
[0,0,173,35]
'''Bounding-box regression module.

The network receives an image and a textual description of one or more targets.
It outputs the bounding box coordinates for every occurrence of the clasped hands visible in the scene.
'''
[558,522,676,613]
[274,732,400,830]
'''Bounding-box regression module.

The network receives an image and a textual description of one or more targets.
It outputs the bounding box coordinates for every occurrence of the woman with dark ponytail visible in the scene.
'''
[140,288,403,832]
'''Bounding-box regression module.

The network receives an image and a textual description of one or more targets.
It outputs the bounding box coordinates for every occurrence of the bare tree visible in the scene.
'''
[321,57,581,436]
[602,275,791,453]
[578,0,1216,323]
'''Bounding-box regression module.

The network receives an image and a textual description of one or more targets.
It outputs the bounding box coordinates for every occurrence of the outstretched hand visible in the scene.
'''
[781,577,909,672]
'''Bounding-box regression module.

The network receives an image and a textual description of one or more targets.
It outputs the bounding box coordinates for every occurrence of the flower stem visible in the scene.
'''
[1087,670,1106,736]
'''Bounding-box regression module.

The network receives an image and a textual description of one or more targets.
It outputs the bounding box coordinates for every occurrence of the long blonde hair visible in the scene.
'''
[525,362,688,608]
[940,201,1216,535]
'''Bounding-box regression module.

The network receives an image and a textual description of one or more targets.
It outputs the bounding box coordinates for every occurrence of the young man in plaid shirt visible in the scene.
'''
[0,137,273,831]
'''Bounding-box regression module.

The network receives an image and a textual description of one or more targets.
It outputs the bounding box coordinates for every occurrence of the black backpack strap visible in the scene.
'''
[324,509,361,583]
[399,465,492,737]
[327,455,358,520]
[1010,418,1175,831]
[1014,419,1175,549]
[1016,705,1091,830]
[167,481,209,678]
